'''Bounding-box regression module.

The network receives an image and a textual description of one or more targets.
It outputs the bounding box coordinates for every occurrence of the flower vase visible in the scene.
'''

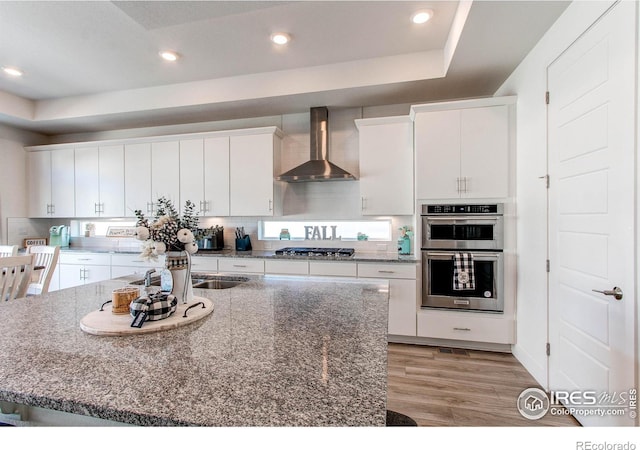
[165,250,194,304]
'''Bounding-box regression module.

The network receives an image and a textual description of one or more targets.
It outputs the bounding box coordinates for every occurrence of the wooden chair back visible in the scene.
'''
[0,245,18,257]
[0,254,35,301]
[26,245,60,295]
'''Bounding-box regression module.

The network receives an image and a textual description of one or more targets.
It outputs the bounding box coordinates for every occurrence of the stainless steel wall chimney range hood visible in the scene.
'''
[276,107,356,182]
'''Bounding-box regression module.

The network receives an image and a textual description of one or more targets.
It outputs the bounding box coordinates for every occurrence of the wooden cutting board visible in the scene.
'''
[80,296,213,336]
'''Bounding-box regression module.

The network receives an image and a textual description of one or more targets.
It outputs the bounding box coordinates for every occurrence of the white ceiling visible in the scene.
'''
[0,0,570,135]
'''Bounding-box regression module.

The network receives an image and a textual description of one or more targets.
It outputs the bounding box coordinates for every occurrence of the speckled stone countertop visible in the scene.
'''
[60,247,419,263]
[0,275,389,426]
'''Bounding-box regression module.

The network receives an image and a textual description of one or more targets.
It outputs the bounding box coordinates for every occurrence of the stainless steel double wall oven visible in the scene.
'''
[421,204,504,312]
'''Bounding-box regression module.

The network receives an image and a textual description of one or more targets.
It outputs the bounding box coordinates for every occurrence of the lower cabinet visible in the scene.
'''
[357,263,417,337]
[417,309,515,344]
[58,253,112,290]
[110,253,163,278]
[218,258,264,274]
[264,260,309,275]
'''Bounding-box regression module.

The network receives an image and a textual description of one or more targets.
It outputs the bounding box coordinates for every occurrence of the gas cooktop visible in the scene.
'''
[275,247,355,257]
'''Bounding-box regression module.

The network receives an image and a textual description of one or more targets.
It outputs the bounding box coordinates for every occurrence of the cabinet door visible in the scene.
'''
[229,134,274,216]
[28,151,52,218]
[74,147,100,217]
[50,148,75,217]
[124,143,152,217]
[460,106,509,198]
[203,137,230,216]
[388,279,417,336]
[358,120,413,215]
[59,265,84,289]
[83,265,111,284]
[99,145,125,217]
[414,110,462,200]
[151,141,180,206]
[179,139,205,213]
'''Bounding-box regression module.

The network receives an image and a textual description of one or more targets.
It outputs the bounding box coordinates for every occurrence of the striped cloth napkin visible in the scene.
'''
[453,252,475,290]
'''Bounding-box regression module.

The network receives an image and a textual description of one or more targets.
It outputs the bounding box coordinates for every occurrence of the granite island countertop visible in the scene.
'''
[0,275,389,426]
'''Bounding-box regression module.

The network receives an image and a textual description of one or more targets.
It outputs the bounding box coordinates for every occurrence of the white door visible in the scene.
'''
[151,141,180,205]
[179,139,205,213]
[203,136,230,216]
[74,147,100,217]
[548,1,636,426]
[50,148,75,218]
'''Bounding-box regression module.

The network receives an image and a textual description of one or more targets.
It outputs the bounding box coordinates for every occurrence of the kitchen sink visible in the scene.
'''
[130,274,249,289]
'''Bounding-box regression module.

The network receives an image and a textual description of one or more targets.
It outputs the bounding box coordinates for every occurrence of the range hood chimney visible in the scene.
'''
[276,107,356,182]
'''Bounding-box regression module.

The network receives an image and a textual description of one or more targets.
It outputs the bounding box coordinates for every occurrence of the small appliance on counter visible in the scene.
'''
[49,225,69,247]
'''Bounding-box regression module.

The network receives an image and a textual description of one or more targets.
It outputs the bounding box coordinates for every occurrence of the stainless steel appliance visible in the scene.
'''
[421,204,504,312]
[275,247,355,258]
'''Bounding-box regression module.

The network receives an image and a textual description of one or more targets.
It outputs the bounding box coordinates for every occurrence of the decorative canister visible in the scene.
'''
[112,287,140,315]
[165,250,194,304]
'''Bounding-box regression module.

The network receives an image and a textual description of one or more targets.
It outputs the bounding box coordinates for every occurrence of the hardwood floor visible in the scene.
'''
[386,343,581,427]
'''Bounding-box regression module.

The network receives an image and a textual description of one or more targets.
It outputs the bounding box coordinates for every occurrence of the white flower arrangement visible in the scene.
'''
[134,197,199,261]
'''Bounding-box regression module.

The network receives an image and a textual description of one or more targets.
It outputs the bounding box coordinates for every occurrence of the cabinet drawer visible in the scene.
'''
[60,252,111,266]
[110,253,158,268]
[417,311,515,344]
[309,261,357,277]
[357,263,416,279]
[218,258,264,274]
[265,260,309,275]
[190,256,218,272]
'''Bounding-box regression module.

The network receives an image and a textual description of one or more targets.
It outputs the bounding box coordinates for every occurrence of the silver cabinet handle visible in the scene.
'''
[233,264,247,268]
[268,199,273,212]
[456,177,461,193]
[378,270,395,274]
[462,177,468,193]
[592,287,623,300]
[361,196,366,211]
[453,327,471,331]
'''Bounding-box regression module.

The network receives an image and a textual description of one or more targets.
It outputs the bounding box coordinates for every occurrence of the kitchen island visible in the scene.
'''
[0,275,389,426]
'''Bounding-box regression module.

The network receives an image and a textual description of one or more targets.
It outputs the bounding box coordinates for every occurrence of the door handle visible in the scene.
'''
[592,287,623,300]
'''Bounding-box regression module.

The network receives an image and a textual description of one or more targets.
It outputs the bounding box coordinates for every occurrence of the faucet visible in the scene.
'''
[144,269,156,288]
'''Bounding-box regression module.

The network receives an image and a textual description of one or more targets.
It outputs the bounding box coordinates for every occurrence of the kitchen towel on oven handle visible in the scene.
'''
[453,252,475,290]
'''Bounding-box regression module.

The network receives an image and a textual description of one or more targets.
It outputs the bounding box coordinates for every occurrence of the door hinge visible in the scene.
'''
[545,91,550,105]
[546,343,551,356]
[546,259,550,273]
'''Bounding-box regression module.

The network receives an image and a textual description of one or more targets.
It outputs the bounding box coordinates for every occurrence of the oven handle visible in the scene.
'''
[424,250,503,259]
[423,216,500,223]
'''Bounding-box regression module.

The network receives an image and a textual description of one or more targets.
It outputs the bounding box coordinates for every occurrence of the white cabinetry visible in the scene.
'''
[355,116,414,215]
[264,260,309,275]
[229,129,283,216]
[151,141,180,205]
[417,310,515,345]
[218,258,264,274]
[27,149,75,218]
[74,145,124,217]
[309,261,357,277]
[58,253,111,289]
[179,137,230,216]
[124,143,152,216]
[358,263,417,337]
[191,256,219,272]
[413,97,514,200]
[110,253,162,278]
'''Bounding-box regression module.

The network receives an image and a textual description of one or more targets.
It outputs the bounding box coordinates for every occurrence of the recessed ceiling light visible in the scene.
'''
[411,10,434,24]
[159,51,179,62]
[270,32,291,45]
[2,67,23,77]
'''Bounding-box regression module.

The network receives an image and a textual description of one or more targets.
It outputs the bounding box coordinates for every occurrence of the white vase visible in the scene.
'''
[165,250,194,304]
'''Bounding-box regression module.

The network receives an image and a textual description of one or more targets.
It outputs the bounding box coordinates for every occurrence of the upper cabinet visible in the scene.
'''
[355,116,414,216]
[179,137,230,216]
[75,145,124,217]
[229,129,283,216]
[412,97,515,200]
[26,126,283,219]
[27,149,75,218]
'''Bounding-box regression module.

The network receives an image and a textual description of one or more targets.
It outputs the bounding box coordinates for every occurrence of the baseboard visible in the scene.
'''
[388,335,512,353]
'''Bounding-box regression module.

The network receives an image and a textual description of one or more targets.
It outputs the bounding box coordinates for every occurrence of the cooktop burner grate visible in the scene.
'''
[275,247,355,257]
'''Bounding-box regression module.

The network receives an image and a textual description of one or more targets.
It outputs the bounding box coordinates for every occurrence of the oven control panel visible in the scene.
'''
[423,204,502,215]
